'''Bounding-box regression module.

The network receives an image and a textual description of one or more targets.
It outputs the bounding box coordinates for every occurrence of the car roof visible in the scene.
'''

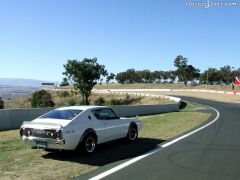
[56,106,108,111]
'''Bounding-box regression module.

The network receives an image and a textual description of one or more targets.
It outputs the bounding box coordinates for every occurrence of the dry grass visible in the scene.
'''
[0,130,98,180]
[4,90,173,109]
[5,82,240,109]
[95,83,239,91]
[4,94,32,109]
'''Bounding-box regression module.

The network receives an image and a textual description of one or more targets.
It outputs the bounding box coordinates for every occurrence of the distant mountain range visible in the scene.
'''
[0,78,58,87]
[0,78,58,100]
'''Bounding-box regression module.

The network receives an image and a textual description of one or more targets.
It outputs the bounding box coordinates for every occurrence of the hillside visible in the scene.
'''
[4,89,172,109]
[0,85,39,100]
[0,78,57,87]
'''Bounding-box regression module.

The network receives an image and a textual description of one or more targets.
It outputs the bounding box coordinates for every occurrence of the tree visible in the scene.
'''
[31,90,55,108]
[63,58,108,105]
[201,68,220,85]
[60,77,69,86]
[186,65,200,83]
[174,55,199,85]
[125,69,137,83]
[152,71,163,83]
[115,72,127,84]
[0,97,4,109]
[106,73,115,84]
[220,65,232,85]
[174,55,188,85]
[138,69,153,83]
[167,70,177,83]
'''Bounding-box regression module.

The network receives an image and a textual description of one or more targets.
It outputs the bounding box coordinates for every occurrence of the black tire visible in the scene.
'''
[82,134,97,154]
[127,125,138,141]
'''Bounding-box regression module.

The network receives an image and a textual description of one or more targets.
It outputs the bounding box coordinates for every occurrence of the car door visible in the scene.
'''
[94,108,124,142]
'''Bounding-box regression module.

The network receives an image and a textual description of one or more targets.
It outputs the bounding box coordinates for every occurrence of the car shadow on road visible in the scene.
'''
[42,137,164,166]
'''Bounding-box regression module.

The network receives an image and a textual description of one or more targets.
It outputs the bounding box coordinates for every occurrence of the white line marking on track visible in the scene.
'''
[89,102,220,180]
[161,103,220,148]
[89,147,161,180]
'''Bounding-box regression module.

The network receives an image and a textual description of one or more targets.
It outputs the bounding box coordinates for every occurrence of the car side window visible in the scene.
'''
[92,108,118,120]
[92,109,101,119]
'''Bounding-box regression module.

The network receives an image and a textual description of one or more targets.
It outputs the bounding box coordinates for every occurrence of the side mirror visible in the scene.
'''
[88,115,92,120]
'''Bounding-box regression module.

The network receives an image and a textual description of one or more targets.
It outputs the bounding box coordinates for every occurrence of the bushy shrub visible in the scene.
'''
[109,99,121,105]
[94,97,105,105]
[0,97,4,109]
[59,91,70,98]
[67,99,77,106]
[31,90,55,108]
[67,99,86,106]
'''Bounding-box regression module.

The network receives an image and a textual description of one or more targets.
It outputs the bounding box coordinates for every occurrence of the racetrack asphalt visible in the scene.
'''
[76,96,240,180]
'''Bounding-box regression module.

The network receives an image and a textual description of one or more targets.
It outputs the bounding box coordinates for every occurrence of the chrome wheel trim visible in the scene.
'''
[85,136,96,153]
[129,128,137,141]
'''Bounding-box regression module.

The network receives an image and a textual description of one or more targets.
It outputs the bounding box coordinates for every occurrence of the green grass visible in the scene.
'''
[0,103,211,179]
[140,112,210,140]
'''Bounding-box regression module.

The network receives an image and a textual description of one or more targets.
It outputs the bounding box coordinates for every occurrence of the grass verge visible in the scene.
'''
[0,103,211,180]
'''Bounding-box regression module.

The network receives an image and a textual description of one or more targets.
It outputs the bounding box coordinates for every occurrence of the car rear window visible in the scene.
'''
[40,109,82,120]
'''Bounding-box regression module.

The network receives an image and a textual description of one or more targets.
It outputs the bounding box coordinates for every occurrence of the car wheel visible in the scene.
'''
[127,125,138,141]
[82,134,97,154]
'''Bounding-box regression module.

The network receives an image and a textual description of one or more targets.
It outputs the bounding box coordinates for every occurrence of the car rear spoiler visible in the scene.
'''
[21,121,63,130]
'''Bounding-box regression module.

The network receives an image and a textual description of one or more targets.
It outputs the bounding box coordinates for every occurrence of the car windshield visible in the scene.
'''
[40,109,82,120]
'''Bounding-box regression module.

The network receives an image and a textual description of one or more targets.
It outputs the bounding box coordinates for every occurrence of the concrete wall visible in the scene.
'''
[111,104,179,117]
[0,103,179,131]
[0,108,54,131]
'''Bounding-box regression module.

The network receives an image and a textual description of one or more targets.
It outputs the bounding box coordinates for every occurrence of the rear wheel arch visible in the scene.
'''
[80,128,97,144]
[129,122,137,130]
[76,128,97,149]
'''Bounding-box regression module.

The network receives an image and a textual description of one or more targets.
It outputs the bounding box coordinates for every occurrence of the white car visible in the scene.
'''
[20,106,141,154]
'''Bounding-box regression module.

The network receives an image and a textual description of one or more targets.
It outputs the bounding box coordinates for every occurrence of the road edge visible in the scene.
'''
[87,101,220,180]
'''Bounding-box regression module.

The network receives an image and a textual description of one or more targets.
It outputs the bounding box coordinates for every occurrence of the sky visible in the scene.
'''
[0,0,239,82]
